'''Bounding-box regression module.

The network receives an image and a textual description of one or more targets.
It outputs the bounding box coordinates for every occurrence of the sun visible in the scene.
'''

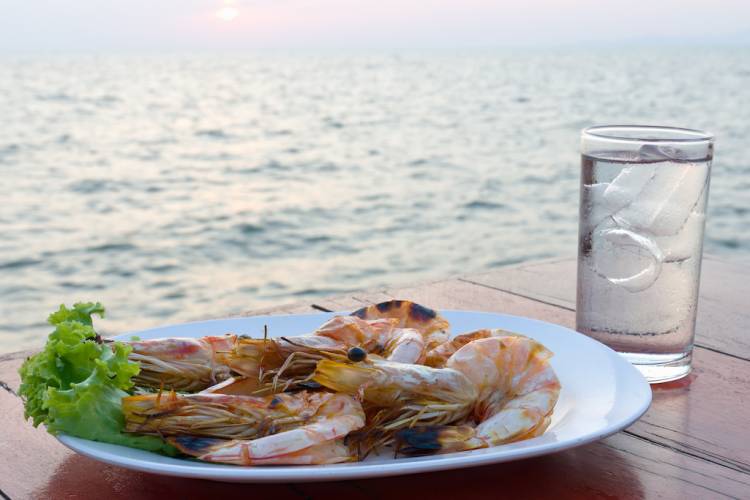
[215,1,240,22]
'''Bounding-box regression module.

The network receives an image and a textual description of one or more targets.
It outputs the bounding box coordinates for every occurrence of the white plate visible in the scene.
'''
[57,311,651,483]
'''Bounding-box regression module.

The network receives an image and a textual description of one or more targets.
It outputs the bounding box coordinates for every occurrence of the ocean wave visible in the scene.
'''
[1,49,748,353]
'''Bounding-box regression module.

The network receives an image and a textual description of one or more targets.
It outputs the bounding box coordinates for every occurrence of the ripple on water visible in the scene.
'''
[267,129,293,137]
[314,162,340,173]
[303,235,332,244]
[520,174,552,184]
[36,93,75,102]
[463,200,508,210]
[1,50,748,353]
[69,179,119,193]
[0,258,42,270]
[711,238,742,249]
[0,143,21,157]
[150,280,177,289]
[144,263,180,273]
[236,223,265,235]
[162,290,187,300]
[59,281,106,290]
[195,129,230,139]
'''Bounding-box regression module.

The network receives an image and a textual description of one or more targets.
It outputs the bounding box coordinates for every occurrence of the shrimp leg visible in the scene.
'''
[166,393,365,465]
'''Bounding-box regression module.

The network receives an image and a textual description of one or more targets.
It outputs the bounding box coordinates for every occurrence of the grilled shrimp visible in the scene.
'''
[397,336,561,454]
[312,354,477,453]
[351,300,451,351]
[124,316,422,394]
[227,316,395,378]
[123,390,345,440]
[317,316,426,363]
[424,328,521,368]
[164,393,365,465]
[227,316,425,392]
[127,335,236,391]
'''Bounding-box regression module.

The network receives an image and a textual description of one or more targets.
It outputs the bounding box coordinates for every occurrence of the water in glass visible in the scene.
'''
[577,143,711,383]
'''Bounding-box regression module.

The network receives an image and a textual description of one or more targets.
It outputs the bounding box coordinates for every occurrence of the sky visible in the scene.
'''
[1,0,749,51]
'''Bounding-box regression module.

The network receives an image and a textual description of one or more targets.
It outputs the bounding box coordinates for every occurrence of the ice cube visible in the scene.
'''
[602,165,656,213]
[655,212,706,262]
[613,162,709,236]
[589,223,663,292]
[581,183,610,233]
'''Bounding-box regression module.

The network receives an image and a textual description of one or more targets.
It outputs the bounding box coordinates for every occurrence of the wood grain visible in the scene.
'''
[338,278,750,479]
[628,347,750,474]
[0,357,22,396]
[463,256,750,360]
[1,386,748,500]
[3,304,747,478]
[3,257,749,499]
[354,278,576,328]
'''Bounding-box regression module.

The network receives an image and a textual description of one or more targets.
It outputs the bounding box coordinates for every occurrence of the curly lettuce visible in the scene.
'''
[19,302,176,455]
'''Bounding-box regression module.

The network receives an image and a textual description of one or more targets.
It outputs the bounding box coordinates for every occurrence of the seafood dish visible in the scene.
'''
[19,300,561,465]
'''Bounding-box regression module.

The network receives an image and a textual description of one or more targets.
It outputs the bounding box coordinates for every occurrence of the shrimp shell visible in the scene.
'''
[122,390,339,440]
[128,335,236,391]
[351,300,450,351]
[166,393,365,465]
[424,328,523,368]
[312,356,477,455]
[397,336,561,454]
[228,317,426,393]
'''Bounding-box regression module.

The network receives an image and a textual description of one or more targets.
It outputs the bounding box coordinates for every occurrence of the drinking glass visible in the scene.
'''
[576,125,713,383]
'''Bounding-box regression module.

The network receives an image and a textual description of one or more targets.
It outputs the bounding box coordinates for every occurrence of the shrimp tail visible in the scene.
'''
[312,359,375,394]
[395,425,487,455]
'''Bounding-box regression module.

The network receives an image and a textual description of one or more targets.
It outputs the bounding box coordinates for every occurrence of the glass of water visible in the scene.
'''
[576,125,713,383]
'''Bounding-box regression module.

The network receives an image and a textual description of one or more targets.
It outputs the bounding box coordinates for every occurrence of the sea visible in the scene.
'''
[2,48,748,353]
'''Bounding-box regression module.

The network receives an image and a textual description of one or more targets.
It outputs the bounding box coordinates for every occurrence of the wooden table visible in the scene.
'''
[2,256,748,499]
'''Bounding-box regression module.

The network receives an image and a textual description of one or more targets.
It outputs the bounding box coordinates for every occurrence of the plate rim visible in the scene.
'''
[56,310,652,482]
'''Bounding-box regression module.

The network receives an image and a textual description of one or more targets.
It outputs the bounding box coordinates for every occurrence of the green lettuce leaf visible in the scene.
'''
[48,302,106,327]
[19,302,177,455]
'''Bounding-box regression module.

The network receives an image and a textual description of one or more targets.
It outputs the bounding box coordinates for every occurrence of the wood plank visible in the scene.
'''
[7,333,748,477]
[0,349,35,364]
[1,388,748,499]
[463,256,750,315]
[236,300,318,316]
[310,295,369,312]
[346,280,750,477]
[0,357,23,396]
[5,277,748,476]
[0,389,303,500]
[361,278,576,328]
[3,258,748,498]
[462,259,578,309]
[302,432,750,499]
[463,257,750,360]
[628,347,750,474]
